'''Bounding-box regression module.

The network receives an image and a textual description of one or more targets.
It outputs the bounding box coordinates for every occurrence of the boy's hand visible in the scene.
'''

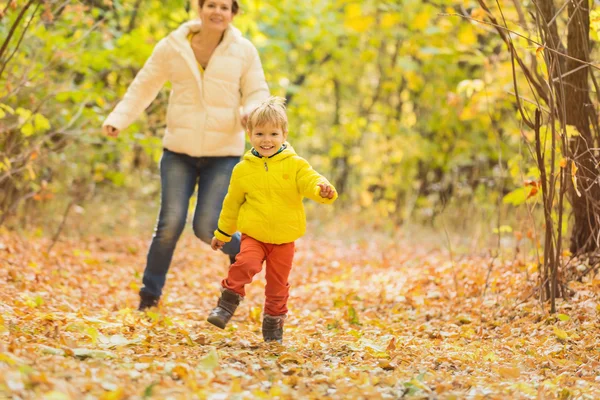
[211,237,225,251]
[103,125,120,137]
[317,183,336,199]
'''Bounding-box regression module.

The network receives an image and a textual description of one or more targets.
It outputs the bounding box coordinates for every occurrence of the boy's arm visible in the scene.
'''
[214,168,246,242]
[296,158,338,204]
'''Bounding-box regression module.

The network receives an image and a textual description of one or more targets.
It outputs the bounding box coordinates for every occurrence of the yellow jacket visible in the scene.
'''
[214,144,337,244]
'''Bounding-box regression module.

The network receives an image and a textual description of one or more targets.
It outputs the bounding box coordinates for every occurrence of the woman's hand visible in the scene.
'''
[317,183,336,199]
[211,236,225,251]
[103,125,120,137]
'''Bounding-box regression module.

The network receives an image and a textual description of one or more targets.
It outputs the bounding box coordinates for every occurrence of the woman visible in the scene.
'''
[103,0,269,310]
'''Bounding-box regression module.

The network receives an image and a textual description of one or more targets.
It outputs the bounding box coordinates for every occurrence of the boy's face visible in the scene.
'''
[248,122,287,158]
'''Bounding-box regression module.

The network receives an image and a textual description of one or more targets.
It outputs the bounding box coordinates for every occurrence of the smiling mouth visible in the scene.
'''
[260,146,274,150]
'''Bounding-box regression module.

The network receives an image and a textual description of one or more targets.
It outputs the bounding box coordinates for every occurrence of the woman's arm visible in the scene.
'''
[103,40,170,132]
[240,44,270,116]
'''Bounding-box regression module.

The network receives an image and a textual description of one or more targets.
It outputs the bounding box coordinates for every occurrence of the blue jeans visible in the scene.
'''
[141,149,241,298]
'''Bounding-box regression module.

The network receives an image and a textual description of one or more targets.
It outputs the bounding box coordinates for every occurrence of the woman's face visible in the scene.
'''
[199,0,235,32]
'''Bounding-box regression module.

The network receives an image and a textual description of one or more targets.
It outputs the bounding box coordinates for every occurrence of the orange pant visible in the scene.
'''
[222,234,295,316]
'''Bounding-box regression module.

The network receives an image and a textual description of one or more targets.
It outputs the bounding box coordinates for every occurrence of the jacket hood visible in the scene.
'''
[169,20,241,49]
[243,142,296,162]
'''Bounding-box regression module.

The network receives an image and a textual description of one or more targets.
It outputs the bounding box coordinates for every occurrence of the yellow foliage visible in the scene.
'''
[344,4,374,33]
[381,13,400,29]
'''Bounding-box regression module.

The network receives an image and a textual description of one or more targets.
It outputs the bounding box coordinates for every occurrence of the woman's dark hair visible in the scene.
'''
[198,0,239,14]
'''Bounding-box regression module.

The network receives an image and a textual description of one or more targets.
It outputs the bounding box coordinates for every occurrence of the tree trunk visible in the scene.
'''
[565,0,600,254]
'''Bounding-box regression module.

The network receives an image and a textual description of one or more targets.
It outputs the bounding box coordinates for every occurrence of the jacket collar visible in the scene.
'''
[166,20,242,94]
[245,142,296,162]
[251,143,287,158]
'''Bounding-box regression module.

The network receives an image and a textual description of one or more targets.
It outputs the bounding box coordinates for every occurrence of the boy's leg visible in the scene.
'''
[222,235,267,297]
[263,242,295,342]
[192,156,241,265]
[140,149,197,308]
[207,235,266,329]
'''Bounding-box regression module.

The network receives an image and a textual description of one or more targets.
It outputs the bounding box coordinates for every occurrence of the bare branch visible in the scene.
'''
[441,13,600,70]
[0,0,36,62]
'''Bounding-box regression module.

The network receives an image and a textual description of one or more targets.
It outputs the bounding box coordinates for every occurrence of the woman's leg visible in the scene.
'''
[193,156,241,262]
[141,149,197,299]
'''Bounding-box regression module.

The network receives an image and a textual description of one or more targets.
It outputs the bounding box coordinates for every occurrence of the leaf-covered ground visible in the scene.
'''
[1,230,599,399]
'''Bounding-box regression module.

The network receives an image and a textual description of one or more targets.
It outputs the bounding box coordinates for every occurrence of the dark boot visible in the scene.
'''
[207,289,243,329]
[262,314,286,343]
[138,292,159,311]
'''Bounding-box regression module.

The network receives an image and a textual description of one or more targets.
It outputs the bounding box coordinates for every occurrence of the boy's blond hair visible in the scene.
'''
[246,96,288,133]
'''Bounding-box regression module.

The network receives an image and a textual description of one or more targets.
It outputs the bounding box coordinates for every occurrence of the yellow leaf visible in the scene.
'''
[386,337,396,351]
[565,125,580,137]
[407,378,432,392]
[172,364,189,380]
[27,164,36,180]
[0,353,16,365]
[345,3,361,18]
[34,113,51,131]
[553,326,569,341]
[21,122,35,137]
[557,314,570,322]
[277,353,305,365]
[345,16,374,33]
[378,359,396,370]
[381,13,400,29]
[197,347,219,371]
[458,26,477,45]
[471,8,487,20]
[559,158,567,168]
[250,306,262,323]
[268,384,282,397]
[85,327,99,344]
[344,4,374,33]
[536,46,545,57]
[99,388,124,400]
[498,366,521,378]
[41,391,72,400]
[229,377,243,393]
[411,11,431,30]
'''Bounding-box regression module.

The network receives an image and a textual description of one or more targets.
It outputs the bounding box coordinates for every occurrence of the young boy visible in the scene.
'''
[207,96,337,342]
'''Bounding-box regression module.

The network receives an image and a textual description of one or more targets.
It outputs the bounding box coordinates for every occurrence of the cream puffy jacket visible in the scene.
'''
[214,144,338,245]
[103,20,269,157]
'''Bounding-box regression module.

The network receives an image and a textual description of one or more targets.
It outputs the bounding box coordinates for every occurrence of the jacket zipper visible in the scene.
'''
[264,158,271,241]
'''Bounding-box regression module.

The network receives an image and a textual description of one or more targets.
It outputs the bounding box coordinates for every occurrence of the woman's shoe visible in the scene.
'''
[138,292,159,311]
